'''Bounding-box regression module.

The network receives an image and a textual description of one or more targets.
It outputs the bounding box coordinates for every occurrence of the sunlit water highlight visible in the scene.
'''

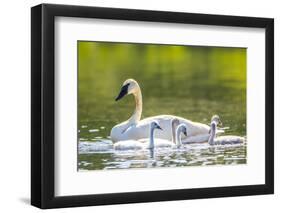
[78,139,247,171]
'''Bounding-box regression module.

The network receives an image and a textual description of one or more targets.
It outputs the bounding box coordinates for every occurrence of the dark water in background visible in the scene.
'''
[78,41,247,171]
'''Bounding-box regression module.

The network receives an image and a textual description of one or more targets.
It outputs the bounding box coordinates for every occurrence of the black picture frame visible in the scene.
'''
[31,3,274,209]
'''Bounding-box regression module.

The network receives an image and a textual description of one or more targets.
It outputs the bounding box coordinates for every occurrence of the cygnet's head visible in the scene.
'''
[177,123,187,136]
[211,115,222,126]
[115,79,140,101]
[150,120,162,131]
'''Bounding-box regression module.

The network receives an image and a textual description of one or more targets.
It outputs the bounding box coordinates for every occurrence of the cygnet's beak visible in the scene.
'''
[156,125,163,130]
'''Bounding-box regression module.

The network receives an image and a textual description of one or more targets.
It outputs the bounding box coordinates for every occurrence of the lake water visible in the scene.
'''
[78,42,247,171]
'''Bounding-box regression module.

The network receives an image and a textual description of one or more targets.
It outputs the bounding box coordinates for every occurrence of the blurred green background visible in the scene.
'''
[78,41,246,142]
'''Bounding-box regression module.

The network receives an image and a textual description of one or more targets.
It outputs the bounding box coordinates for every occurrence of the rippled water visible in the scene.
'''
[78,42,247,171]
[78,140,247,170]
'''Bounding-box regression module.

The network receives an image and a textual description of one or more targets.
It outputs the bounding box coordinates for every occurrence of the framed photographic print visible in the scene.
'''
[31,3,274,209]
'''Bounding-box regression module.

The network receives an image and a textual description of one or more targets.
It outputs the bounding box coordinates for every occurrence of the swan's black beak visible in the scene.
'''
[115,83,129,101]
[183,129,187,136]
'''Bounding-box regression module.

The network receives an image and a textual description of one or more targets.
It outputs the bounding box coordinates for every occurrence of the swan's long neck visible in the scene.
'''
[149,125,155,149]
[172,126,176,144]
[129,87,142,124]
[175,126,182,147]
[208,122,216,145]
[172,120,179,144]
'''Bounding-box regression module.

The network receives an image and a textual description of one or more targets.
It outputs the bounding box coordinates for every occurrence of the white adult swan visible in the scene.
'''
[208,115,245,145]
[114,121,174,150]
[110,79,210,142]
